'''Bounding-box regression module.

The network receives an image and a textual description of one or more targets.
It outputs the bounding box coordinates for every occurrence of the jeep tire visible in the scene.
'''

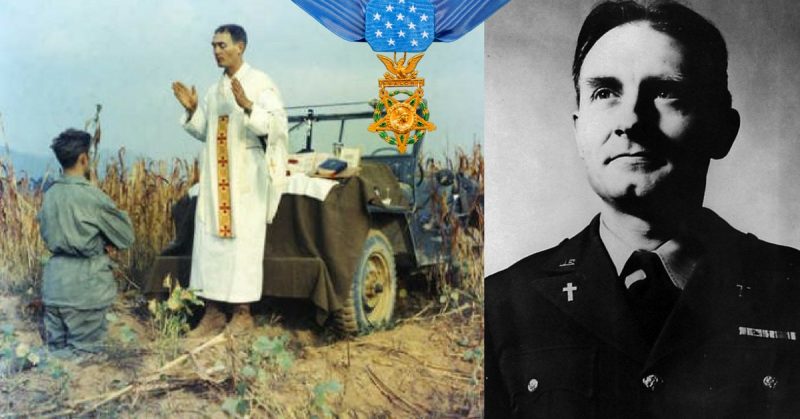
[335,229,397,334]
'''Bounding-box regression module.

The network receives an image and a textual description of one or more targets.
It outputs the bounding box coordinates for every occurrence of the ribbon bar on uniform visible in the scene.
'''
[739,326,797,341]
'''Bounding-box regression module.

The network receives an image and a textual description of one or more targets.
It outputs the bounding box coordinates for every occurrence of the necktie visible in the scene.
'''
[620,250,681,346]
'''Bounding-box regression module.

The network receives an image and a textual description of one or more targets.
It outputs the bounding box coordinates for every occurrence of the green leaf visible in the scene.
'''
[27,352,40,366]
[221,395,249,417]
[105,312,119,323]
[314,380,342,396]
[450,291,460,303]
[463,348,483,362]
[221,398,240,417]
[1,324,14,336]
[276,352,294,370]
[15,342,30,358]
[252,336,272,355]
[256,369,268,382]
[311,380,341,418]
[120,325,138,344]
[241,365,257,378]
[236,399,249,415]
[235,380,248,396]
[48,363,67,379]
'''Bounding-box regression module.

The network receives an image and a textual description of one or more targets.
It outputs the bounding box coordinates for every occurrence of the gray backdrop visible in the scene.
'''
[485,0,800,275]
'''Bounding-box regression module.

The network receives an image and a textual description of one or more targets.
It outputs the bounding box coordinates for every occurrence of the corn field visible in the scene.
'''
[0,144,483,299]
[0,149,198,293]
[0,155,45,291]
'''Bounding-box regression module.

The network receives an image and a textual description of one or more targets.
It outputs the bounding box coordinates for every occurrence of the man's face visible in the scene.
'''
[211,32,243,70]
[573,22,717,205]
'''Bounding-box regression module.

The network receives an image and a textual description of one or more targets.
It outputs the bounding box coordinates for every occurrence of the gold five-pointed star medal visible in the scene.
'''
[368,52,436,153]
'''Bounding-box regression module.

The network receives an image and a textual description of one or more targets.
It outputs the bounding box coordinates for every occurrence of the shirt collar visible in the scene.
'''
[223,62,250,80]
[599,215,702,290]
[57,174,91,186]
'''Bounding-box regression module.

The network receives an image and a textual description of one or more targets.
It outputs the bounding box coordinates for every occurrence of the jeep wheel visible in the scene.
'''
[335,230,397,334]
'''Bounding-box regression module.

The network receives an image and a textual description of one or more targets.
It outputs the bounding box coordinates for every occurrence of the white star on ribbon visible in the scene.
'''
[386,4,394,12]
[408,22,416,30]
[373,12,381,21]
[385,21,393,29]
[420,13,428,22]
[409,5,416,13]
[411,39,418,47]
[375,30,383,38]
[398,30,405,37]
[421,31,429,39]
[396,13,404,21]
[388,38,395,46]
[398,0,405,3]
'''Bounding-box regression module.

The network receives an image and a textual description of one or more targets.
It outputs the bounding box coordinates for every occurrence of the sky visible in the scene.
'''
[485,0,800,274]
[0,0,483,165]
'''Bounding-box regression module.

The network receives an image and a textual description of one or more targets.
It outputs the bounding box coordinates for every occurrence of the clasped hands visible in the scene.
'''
[172,78,253,115]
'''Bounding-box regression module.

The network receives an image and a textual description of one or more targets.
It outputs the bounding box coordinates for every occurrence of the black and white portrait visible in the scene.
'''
[484,1,800,417]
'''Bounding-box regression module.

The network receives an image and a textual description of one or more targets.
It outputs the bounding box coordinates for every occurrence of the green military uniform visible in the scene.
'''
[38,174,134,355]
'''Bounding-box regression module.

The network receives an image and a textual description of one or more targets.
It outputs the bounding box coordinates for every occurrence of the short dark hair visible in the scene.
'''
[215,24,247,49]
[51,129,91,169]
[572,0,731,108]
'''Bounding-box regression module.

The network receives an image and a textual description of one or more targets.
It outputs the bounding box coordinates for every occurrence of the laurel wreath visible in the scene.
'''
[372,89,431,148]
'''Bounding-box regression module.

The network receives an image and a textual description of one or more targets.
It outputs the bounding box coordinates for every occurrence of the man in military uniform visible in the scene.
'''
[484,1,800,417]
[39,129,135,359]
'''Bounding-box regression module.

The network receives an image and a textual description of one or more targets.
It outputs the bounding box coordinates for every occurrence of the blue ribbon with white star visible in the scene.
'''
[365,0,434,52]
[290,0,508,51]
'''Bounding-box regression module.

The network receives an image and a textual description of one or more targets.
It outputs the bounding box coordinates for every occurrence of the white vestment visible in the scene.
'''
[181,62,288,303]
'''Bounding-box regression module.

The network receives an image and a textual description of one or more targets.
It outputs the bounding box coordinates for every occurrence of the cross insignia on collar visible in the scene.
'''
[735,284,751,298]
[563,282,578,302]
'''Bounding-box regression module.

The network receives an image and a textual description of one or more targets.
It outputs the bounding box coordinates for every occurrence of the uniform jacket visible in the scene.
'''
[38,175,135,309]
[484,212,800,418]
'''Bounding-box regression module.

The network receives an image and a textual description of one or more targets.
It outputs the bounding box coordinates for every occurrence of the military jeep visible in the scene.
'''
[146,103,481,334]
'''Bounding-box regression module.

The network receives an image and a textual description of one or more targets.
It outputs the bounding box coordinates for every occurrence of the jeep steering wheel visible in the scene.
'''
[370,147,400,156]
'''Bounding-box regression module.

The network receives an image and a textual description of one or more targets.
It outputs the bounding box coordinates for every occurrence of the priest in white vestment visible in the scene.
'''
[172,24,288,334]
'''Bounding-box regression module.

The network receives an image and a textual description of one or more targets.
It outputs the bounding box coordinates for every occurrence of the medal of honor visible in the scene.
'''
[291,0,509,152]
[365,0,437,153]
[368,52,436,153]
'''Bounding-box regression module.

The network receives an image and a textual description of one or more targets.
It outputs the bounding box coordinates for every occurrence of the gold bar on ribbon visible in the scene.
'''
[216,115,233,238]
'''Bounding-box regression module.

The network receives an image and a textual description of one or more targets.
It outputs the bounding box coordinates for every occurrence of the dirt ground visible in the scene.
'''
[0,288,484,418]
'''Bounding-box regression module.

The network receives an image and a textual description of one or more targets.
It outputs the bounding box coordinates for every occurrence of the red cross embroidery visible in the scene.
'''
[218,156,228,167]
[219,179,229,191]
[220,202,231,214]
[219,225,232,236]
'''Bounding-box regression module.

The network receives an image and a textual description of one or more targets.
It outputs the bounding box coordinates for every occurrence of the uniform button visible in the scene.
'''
[763,375,778,389]
[642,374,661,391]
[527,378,539,393]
